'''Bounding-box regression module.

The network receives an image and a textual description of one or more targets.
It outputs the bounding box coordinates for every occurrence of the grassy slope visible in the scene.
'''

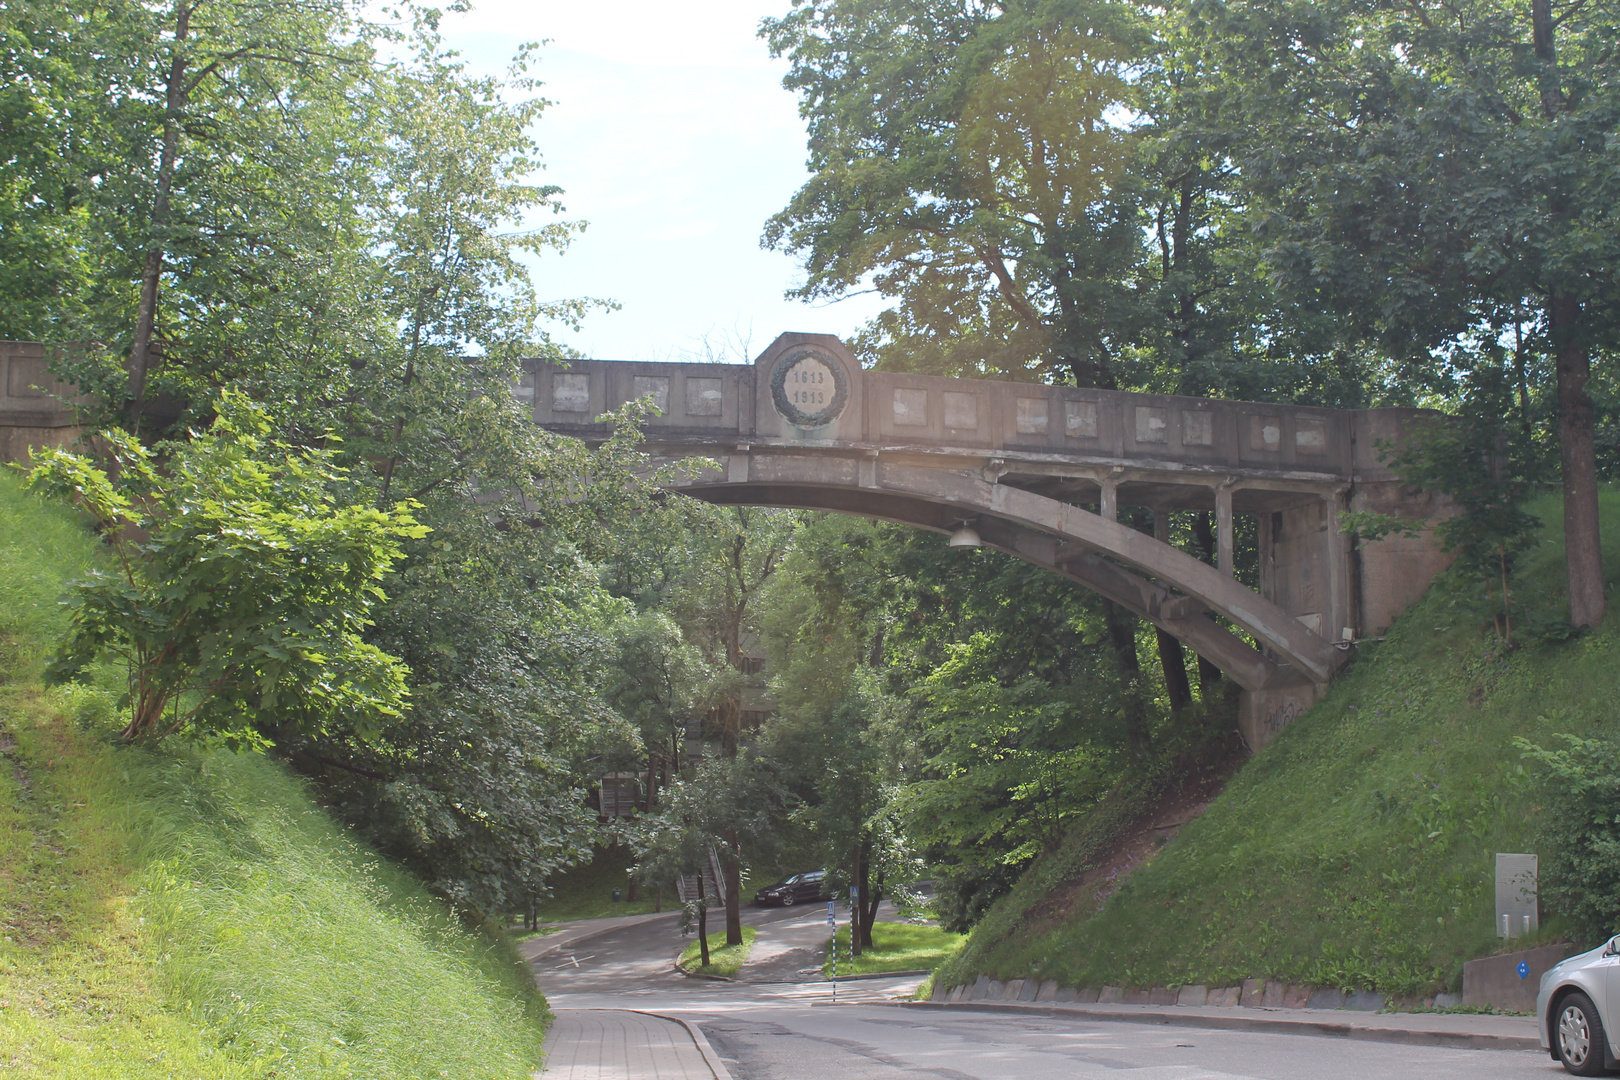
[937,489,1620,1000]
[0,472,548,1077]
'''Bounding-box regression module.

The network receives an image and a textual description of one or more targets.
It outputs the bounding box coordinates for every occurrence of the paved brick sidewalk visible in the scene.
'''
[539,1009,729,1079]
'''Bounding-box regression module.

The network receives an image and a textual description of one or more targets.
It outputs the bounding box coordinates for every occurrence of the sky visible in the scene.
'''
[432,0,888,364]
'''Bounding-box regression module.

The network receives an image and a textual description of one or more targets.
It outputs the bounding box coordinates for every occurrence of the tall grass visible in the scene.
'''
[0,470,97,680]
[940,488,1620,998]
[0,470,549,1077]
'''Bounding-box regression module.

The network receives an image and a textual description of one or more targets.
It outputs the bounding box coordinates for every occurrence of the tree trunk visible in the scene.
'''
[1149,510,1193,712]
[1531,0,1602,626]
[858,856,882,951]
[723,830,743,947]
[1552,295,1605,628]
[1103,599,1138,675]
[129,0,193,422]
[1155,629,1194,715]
[696,873,711,968]
[1102,600,1149,747]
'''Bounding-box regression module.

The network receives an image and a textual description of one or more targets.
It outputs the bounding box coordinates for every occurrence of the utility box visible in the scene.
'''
[1495,853,1538,938]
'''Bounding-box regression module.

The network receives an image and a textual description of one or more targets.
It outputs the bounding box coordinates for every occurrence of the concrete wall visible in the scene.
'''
[1463,942,1571,1013]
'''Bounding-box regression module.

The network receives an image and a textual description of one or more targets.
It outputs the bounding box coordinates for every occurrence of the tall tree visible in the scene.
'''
[667,505,795,946]
[762,0,1154,385]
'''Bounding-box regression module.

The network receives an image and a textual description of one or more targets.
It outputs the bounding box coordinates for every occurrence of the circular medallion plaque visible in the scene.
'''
[770,346,849,428]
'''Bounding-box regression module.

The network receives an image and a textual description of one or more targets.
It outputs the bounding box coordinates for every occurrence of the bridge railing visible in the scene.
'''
[523,356,1423,484]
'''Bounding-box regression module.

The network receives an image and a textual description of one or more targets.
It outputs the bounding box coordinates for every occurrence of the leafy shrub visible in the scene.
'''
[1517,732,1620,943]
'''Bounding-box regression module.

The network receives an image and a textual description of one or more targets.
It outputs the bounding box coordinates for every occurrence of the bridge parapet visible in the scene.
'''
[523,333,1423,488]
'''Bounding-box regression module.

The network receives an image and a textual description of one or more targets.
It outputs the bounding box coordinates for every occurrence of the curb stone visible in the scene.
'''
[629,1011,733,1080]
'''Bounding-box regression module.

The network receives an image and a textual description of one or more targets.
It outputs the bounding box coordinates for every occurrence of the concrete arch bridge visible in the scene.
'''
[524,334,1450,750]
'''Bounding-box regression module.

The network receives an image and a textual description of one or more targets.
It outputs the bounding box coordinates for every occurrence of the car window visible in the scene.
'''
[784,874,802,885]
[805,872,824,882]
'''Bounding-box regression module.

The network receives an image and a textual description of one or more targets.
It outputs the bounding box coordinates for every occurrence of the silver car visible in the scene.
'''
[1540,937,1620,1074]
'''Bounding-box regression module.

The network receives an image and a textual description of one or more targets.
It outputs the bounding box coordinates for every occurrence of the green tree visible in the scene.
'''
[279,407,665,915]
[756,513,1167,932]
[664,504,796,945]
[759,515,910,951]
[1518,733,1620,943]
[762,0,1155,385]
[606,610,724,816]
[632,753,782,966]
[22,390,425,742]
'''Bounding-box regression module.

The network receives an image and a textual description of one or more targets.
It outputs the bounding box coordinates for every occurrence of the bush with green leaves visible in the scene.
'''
[22,390,427,743]
[1517,732,1620,944]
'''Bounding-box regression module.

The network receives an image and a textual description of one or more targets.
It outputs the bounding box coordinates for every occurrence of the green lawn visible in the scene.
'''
[825,921,965,976]
[679,926,757,978]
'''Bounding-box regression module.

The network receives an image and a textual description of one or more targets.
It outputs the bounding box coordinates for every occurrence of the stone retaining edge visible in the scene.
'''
[887,1000,1540,1052]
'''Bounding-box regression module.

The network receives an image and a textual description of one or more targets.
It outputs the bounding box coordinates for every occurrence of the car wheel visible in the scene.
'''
[781,894,796,907]
[1556,992,1609,1075]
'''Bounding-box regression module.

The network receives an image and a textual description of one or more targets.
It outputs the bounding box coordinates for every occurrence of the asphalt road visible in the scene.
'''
[533,906,1568,1080]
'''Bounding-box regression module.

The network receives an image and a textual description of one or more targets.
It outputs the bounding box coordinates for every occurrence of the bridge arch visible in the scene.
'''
[528,333,1451,749]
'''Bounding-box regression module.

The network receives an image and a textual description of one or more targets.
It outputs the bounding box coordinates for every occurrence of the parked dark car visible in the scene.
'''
[754,870,828,907]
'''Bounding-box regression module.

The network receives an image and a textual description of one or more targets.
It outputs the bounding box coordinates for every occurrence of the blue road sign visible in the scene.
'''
[1518,961,1530,980]
[826,899,836,926]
